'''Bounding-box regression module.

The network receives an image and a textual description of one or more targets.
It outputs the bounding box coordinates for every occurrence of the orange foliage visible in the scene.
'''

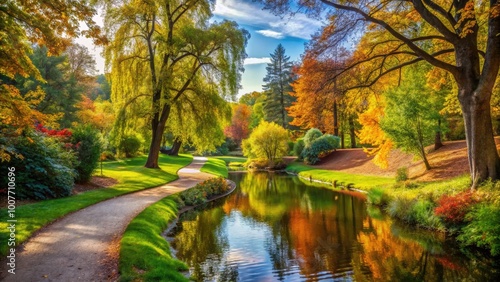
[224,104,252,144]
[288,56,340,133]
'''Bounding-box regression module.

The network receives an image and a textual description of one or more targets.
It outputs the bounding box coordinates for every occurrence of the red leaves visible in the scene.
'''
[434,191,480,224]
[36,123,72,138]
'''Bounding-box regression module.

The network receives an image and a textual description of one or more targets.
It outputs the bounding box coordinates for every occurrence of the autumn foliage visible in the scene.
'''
[224,104,252,145]
[434,191,480,224]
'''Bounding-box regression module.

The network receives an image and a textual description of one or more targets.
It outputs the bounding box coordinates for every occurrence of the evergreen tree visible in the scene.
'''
[262,44,294,129]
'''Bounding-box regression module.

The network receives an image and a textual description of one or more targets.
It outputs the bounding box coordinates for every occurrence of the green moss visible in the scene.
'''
[0,154,193,256]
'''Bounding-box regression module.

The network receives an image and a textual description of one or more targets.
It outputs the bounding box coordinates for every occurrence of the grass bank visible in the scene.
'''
[119,195,188,282]
[0,154,193,256]
[286,162,393,189]
[200,157,228,177]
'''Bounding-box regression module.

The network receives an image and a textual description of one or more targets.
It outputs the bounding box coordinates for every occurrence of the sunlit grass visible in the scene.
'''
[210,156,247,165]
[286,162,393,189]
[119,195,188,282]
[200,157,228,178]
[0,154,193,256]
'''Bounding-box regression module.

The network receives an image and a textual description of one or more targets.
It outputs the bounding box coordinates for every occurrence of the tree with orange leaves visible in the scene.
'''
[224,104,252,146]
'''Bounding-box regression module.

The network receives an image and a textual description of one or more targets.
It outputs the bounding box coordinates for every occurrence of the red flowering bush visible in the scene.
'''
[434,191,480,223]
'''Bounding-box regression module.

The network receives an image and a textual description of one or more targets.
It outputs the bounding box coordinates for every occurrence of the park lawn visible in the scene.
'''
[200,157,228,178]
[119,195,188,282]
[210,156,247,165]
[0,154,193,256]
[286,162,394,190]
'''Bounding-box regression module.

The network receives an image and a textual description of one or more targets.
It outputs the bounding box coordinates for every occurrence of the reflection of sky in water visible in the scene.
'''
[224,211,274,281]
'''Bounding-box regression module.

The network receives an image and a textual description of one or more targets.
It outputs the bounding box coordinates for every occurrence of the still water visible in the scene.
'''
[169,172,499,281]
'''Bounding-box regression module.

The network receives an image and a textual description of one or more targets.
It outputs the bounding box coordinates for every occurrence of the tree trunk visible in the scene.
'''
[340,130,345,149]
[349,116,356,148]
[167,139,182,156]
[145,105,171,168]
[459,88,500,186]
[420,146,432,171]
[333,100,339,136]
[434,119,443,151]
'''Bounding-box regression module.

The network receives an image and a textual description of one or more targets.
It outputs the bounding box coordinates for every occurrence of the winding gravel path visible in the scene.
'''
[0,156,213,281]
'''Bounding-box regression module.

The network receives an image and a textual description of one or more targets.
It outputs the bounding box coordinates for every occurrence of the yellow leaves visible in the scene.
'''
[357,99,393,169]
[491,4,500,19]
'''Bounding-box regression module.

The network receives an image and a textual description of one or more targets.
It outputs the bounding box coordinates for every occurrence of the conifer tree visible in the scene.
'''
[262,44,294,129]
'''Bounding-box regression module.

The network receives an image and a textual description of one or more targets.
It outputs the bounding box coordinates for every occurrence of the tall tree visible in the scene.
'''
[105,0,248,168]
[261,0,500,185]
[262,44,295,129]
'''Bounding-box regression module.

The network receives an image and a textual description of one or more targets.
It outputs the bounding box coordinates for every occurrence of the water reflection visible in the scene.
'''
[170,172,499,281]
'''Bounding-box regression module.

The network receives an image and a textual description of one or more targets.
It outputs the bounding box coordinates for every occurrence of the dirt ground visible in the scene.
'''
[313,138,500,181]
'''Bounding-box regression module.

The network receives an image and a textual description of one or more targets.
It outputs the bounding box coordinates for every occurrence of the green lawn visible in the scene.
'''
[0,154,193,256]
[210,156,247,165]
[286,162,394,189]
[119,195,188,282]
[200,157,229,178]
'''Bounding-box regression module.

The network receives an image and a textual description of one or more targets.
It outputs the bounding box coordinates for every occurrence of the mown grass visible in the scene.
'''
[200,157,228,178]
[119,195,188,282]
[0,154,193,256]
[211,156,247,165]
[286,162,393,189]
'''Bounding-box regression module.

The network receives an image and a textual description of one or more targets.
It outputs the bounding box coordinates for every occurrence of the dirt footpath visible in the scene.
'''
[0,156,213,281]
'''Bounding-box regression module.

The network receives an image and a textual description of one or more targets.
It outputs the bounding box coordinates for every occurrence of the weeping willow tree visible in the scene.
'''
[105,0,248,168]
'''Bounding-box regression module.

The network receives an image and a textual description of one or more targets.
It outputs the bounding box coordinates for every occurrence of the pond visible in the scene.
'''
[168,172,500,281]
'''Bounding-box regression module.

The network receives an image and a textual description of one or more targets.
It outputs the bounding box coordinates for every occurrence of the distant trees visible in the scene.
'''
[224,104,252,146]
[262,44,295,129]
[260,0,500,184]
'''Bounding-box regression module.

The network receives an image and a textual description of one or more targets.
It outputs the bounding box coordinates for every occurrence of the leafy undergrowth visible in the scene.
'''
[286,162,393,189]
[200,157,228,177]
[120,177,232,281]
[0,154,193,256]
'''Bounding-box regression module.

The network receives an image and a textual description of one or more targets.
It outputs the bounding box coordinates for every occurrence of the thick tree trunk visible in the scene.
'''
[459,88,500,185]
[340,130,345,149]
[349,116,356,148]
[167,139,182,156]
[145,105,171,168]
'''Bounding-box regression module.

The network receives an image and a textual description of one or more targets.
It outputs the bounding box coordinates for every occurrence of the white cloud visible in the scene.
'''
[244,57,271,65]
[213,0,323,40]
[256,29,284,39]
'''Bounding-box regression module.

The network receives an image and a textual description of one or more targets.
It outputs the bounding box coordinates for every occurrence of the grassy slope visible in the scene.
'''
[200,157,229,178]
[119,195,188,282]
[286,162,394,189]
[0,154,193,256]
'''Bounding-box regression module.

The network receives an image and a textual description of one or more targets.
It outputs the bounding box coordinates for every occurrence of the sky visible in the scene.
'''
[77,0,324,98]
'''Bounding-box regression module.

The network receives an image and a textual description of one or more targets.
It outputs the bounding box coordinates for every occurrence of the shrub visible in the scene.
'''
[288,141,295,154]
[71,125,102,183]
[367,188,391,206]
[302,135,339,165]
[293,138,305,159]
[0,132,76,199]
[412,200,444,230]
[119,135,141,157]
[458,204,500,256]
[100,150,116,161]
[434,191,480,224]
[303,128,322,146]
[386,197,416,223]
[179,177,230,206]
[396,167,409,182]
[242,121,289,166]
